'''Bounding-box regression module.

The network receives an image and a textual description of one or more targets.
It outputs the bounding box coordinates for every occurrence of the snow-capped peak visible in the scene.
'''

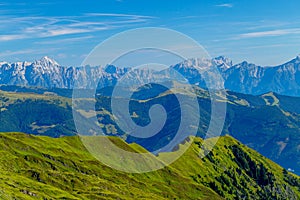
[173,58,213,70]
[0,61,8,66]
[36,56,60,67]
[31,56,61,74]
[104,65,117,74]
[212,56,232,70]
[296,54,300,61]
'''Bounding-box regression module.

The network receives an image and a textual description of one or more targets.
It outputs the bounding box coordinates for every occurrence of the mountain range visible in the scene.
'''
[1,55,300,199]
[1,55,300,96]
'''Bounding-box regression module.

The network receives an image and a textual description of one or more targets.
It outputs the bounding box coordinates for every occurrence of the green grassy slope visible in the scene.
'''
[0,90,76,137]
[0,132,298,199]
[1,84,300,175]
[95,85,300,175]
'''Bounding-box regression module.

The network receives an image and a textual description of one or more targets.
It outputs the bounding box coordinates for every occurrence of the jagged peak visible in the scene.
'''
[213,56,232,64]
[278,55,300,67]
[174,57,234,69]
[212,56,233,70]
[35,56,60,66]
[172,58,212,70]
[104,65,117,73]
[0,61,8,65]
[286,55,300,62]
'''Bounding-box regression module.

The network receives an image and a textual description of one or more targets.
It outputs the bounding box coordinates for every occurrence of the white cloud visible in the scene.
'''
[216,3,233,8]
[84,13,154,19]
[237,28,300,39]
[0,13,154,41]
[0,49,35,57]
[35,35,94,45]
[0,34,26,41]
[0,48,59,57]
[244,44,288,49]
[46,28,92,37]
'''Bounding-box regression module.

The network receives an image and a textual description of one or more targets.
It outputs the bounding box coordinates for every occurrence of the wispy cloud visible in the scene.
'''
[0,48,59,57]
[244,44,289,50]
[0,49,36,57]
[216,3,233,8]
[0,13,154,41]
[245,20,300,31]
[0,34,26,41]
[45,28,95,37]
[236,28,300,39]
[35,35,94,45]
[85,13,154,19]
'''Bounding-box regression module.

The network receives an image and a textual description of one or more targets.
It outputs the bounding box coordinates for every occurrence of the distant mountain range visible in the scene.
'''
[1,55,300,96]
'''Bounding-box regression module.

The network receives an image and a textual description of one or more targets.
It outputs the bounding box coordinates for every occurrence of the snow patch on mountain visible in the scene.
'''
[1,55,300,96]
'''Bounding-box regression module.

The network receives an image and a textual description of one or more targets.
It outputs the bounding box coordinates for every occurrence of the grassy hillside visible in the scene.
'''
[95,84,300,175]
[0,84,300,175]
[0,132,298,199]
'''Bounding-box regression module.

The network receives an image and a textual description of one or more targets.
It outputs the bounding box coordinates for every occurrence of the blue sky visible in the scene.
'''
[1,0,300,66]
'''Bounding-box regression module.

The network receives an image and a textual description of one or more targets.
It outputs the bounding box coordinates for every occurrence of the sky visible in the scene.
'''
[1,0,300,67]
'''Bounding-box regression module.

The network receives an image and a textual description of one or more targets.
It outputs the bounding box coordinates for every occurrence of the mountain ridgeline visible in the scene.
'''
[1,55,300,96]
